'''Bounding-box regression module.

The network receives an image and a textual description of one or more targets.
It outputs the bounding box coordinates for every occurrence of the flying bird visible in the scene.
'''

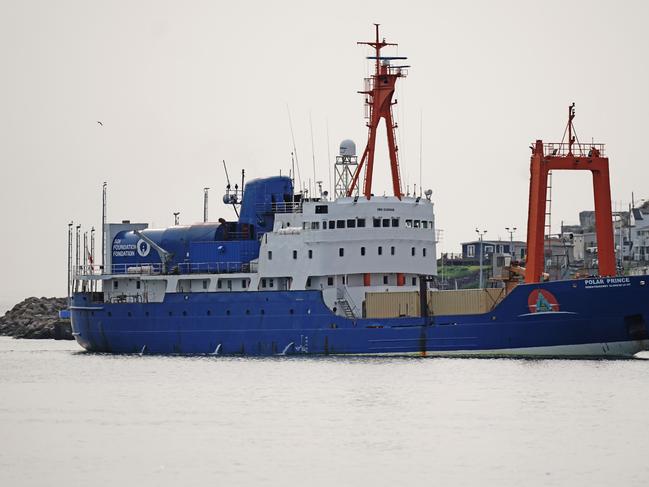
[96,121,103,126]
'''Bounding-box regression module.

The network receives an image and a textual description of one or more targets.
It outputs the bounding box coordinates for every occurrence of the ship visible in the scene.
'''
[70,26,649,357]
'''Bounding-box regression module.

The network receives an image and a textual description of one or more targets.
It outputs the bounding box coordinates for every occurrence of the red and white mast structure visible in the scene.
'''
[347,24,408,200]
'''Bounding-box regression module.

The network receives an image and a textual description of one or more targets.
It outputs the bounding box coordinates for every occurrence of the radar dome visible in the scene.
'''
[339,139,356,156]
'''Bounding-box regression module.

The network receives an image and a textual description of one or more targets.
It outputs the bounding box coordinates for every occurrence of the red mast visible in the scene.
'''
[347,24,408,200]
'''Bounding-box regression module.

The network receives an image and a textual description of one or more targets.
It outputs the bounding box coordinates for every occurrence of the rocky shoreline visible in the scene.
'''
[0,297,73,340]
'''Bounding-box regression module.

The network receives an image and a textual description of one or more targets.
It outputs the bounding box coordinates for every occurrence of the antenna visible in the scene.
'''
[286,104,302,191]
[309,112,317,187]
[222,160,231,188]
[326,118,332,194]
[419,109,423,196]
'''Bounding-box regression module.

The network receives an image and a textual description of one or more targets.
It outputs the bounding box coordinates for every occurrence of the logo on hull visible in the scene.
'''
[528,289,560,313]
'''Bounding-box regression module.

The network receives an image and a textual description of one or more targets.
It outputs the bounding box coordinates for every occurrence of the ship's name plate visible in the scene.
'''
[584,277,631,289]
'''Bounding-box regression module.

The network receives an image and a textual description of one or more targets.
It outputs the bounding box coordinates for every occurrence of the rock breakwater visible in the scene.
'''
[0,297,73,340]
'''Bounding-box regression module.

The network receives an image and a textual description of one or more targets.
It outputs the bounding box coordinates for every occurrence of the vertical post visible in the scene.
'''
[476,228,487,289]
[592,166,616,276]
[102,182,107,273]
[75,225,81,292]
[90,227,95,292]
[67,222,73,301]
[203,187,209,223]
[83,231,88,292]
[525,140,548,283]
[479,235,483,289]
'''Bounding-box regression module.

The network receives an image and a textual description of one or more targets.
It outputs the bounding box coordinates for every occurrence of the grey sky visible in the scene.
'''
[1,0,648,299]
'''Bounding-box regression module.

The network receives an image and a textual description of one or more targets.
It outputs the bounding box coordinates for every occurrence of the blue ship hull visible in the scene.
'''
[70,276,649,357]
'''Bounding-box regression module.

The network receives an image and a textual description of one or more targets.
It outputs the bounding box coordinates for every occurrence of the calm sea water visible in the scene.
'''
[1,337,649,487]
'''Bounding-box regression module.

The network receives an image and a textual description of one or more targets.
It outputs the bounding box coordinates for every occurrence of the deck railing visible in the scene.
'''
[543,142,606,158]
[73,261,255,278]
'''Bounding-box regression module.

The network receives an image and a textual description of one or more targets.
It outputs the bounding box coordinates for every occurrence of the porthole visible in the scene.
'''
[182,311,187,316]
[289,309,294,315]
[261,309,265,315]
[127,312,132,317]
[246,309,250,315]
[207,310,211,316]
[226,310,231,316]
[107,311,112,317]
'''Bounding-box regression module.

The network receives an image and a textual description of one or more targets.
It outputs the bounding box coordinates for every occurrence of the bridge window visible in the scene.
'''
[328,221,335,229]
[423,248,427,257]
[391,246,395,255]
[357,218,366,227]
[373,218,381,228]
[383,275,388,285]
[261,279,267,288]
[411,247,416,256]
[269,279,274,288]
[414,220,421,228]
[328,277,334,286]
[306,277,311,287]
[336,220,345,229]
[268,251,272,260]
[361,246,366,256]
[378,246,383,256]
[293,250,298,260]
[412,277,417,286]
[392,218,399,227]
[405,219,412,228]
[202,280,208,289]
[113,281,118,289]
[315,205,329,214]
[339,248,344,257]
[242,279,247,288]
[136,281,141,289]
[422,221,428,229]
[347,219,356,228]
[382,218,390,227]
[302,222,309,230]
[311,222,319,230]
[217,280,222,289]
[429,221,433,229]
[308,249,313,259]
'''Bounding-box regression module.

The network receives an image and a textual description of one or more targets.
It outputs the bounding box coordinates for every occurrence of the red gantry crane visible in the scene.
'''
[525,104,616,283]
